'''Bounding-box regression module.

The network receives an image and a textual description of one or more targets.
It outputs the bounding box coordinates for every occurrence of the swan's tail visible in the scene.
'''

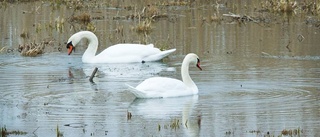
[125,84,148,98]
[143,48,176,62]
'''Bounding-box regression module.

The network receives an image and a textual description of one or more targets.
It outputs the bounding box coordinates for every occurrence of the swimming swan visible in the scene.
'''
[126,53,202,98]
[66,31,176,63]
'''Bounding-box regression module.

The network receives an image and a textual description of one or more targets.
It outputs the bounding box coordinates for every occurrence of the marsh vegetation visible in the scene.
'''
[0,0,319,136]
[1,0,320,56]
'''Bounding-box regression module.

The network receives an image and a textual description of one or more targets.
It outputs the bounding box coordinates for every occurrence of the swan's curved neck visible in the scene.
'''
[81,32,99,63]
[181,58,198,93]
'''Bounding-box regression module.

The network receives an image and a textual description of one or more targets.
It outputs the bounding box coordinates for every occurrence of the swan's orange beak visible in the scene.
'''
[67,44,73,55]
[197,59,202,71]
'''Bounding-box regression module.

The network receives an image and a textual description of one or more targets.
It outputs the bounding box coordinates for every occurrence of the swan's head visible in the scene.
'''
[66,31,97,55]
[66,41,75,55]
[196,58,202,70]
[66,33,81,55]
[66,37,78,55]
[186,53,202,71]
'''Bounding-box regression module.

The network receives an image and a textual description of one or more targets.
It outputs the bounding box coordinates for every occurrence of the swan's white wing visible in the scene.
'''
[127,77,193,98]
[101,44,159,57]
[125,84,151,98]
[95,44,175,63]
[143,48,176,61]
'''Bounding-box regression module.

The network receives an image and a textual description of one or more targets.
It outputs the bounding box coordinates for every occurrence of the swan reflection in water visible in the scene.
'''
[128,95,200,137]
[82,62,175,81]
[67,61,175,82]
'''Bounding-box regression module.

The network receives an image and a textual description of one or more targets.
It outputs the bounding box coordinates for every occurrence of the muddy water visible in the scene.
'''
[0,1,320,137]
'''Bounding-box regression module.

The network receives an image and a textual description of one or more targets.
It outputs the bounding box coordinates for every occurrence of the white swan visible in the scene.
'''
[66,31,176,63]
[126,53,202,98]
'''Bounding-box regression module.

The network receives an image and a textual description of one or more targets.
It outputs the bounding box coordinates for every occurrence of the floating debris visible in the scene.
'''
[223,13,259,23]
[64,123,87,128]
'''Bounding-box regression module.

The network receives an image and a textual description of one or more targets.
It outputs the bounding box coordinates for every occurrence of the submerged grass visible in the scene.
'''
[239,127,303,137]
[157,118,183,132]
[56,125,63,137]
[281,128,302,136]
[169,118,180,130]
[127,110,132,120]
[1,126,27,137]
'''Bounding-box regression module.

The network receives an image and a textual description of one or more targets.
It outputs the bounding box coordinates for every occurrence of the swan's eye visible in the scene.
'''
[66,42,72,49]
[196,58,202,70]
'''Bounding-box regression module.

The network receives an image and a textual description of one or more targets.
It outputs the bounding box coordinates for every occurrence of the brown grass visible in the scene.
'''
[1,126,27,137]
[70,13,91,25]
[132,18,153,34]
[281,128,302,136]
[19,42,45,57]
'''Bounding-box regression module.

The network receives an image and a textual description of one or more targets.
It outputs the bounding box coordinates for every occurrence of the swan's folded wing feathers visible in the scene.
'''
[126,84,149,98]
[135,77,191,98]
[97,44,175,63]
[100,44,160,57]
[143,49,176,61]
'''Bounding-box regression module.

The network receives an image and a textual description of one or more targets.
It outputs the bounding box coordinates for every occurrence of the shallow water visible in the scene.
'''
[1,1,320,137]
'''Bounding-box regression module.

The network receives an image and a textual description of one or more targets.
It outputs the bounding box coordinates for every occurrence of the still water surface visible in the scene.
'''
[0,1,320,137]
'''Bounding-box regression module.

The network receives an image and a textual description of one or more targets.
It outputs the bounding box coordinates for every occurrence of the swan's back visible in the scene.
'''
[134,77,195,98]
[92,44,165,63]
[99,44,159,57]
